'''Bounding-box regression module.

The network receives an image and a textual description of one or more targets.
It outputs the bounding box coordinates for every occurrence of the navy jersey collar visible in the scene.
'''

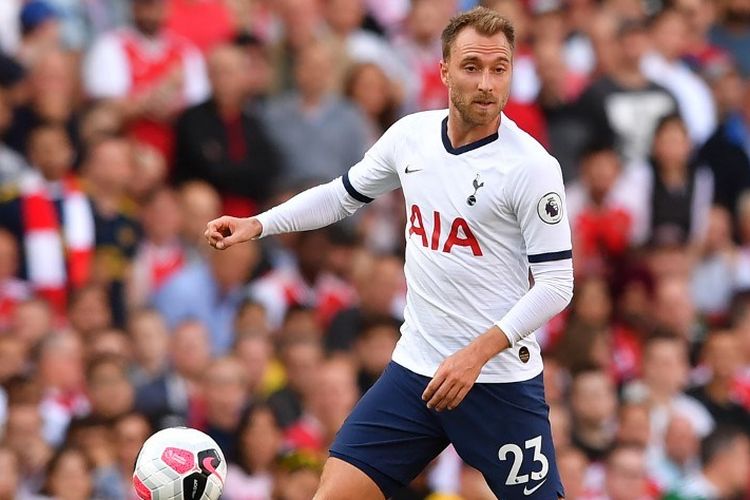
[441,116,500,155]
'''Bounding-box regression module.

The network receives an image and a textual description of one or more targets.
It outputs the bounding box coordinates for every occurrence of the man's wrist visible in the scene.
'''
[469,326,511,365]
[251,215,265,239]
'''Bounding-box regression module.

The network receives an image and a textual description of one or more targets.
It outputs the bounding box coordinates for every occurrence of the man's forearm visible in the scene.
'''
[255,177,365,237]
[495,260,573,346]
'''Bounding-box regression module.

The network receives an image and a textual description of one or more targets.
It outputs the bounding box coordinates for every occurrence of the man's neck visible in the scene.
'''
[446,107,500,149]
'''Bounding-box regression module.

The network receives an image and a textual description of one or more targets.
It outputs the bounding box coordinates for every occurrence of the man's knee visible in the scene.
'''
[313,457,385,500]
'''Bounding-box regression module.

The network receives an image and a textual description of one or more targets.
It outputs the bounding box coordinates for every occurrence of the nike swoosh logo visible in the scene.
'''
[404,165,422,174]
[202,457,224,485]
[523,478,547,496]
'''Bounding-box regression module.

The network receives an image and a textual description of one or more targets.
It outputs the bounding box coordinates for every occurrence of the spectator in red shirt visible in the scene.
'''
[393,0,448,114]
[83,0,209,164]
[566,145,635,277]
[128,187,186,309]
[36,332,89,447]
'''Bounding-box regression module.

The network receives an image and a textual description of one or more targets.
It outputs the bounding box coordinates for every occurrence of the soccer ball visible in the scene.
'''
[133,427,227,500]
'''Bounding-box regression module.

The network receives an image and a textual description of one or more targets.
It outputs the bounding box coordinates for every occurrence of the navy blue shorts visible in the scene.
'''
[330,361,564,499]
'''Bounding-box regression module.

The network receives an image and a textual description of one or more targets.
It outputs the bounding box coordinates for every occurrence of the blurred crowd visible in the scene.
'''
[0,0,749,499]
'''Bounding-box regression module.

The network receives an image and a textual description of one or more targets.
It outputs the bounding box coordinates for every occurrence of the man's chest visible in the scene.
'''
[396,148,515,257]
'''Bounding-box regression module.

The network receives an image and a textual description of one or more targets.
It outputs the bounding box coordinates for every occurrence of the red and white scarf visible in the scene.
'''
[20,173,95,314]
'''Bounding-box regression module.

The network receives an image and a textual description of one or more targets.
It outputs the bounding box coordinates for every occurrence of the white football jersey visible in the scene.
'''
[345,110,572,383]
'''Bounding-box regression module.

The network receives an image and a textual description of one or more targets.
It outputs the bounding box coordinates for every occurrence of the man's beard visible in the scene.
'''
[450,85,505,127]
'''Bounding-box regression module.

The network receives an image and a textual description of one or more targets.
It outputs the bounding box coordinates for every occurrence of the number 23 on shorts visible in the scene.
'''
[498,435,550,496]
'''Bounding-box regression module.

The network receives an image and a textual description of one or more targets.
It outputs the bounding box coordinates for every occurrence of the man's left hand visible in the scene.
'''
[421,326,510,412]
[421,346,484,412]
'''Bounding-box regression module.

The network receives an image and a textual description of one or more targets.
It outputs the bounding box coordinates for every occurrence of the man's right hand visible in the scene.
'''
[204,216,262,250]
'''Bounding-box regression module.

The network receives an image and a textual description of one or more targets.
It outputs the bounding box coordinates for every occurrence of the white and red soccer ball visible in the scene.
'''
[133,427,227,500]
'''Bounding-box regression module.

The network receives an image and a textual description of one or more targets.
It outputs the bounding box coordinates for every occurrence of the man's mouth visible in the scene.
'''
[473,100,496,107]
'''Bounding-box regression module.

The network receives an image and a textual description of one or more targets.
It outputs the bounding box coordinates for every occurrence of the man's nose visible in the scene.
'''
[478,69,494,93]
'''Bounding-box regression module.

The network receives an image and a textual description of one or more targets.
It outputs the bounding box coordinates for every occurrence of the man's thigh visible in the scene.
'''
[440,373,565,499]
[329,361,449,499]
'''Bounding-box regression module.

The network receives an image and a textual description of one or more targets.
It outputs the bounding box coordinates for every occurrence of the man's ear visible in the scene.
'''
[439,59,449,86]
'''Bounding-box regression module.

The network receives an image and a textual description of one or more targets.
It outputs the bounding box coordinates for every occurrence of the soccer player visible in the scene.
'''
[205,7,573,499]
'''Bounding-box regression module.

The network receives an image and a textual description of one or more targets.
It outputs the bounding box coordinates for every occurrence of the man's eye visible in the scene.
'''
[495,67,506,73]
[465,66,477,72]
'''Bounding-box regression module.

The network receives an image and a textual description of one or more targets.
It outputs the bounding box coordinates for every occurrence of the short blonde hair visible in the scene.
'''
[441,6,515,60]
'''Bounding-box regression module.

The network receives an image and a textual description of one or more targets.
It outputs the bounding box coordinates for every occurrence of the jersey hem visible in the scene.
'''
[390,355,544,384]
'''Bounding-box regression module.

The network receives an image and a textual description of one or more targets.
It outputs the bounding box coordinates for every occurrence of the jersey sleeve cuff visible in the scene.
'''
[254,212,271,238]
[494,319,517,348]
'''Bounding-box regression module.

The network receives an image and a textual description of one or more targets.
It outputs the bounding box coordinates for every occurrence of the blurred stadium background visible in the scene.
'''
[0,0,748,498]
